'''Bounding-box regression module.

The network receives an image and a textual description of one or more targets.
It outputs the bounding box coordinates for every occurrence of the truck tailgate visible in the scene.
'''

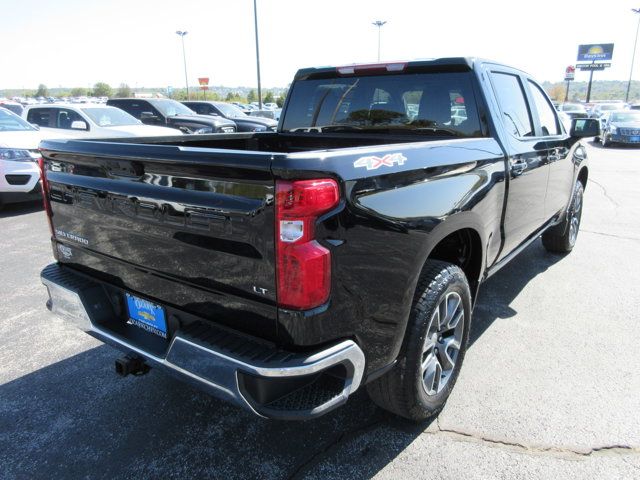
[40,139,279,340]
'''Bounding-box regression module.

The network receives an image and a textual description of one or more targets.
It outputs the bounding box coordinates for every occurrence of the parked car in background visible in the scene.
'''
[0,100,24,116]
[589,103,623,119]
[23,104,182,138]
[629,103,640,110]
[248,109,282,121]
[599,110,640,147]
[558,103,588,120]
[263,102,278,110]
[107,98,236,134]
[557,111,573,132]
[182,101,277,132]
[0,107,70,208]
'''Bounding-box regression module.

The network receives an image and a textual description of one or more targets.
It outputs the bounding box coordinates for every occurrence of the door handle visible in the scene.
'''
[510,158,527,176]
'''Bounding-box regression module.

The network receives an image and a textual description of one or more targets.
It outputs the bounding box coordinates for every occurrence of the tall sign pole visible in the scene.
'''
[253,0,262,109]
[564,65,575,102]
[625,8,640,103]
[176,31,190,100]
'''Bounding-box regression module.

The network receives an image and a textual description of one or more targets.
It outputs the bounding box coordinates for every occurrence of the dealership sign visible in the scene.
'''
[198,77,210,91]
[564,65,575,81]
[577,44,614,62]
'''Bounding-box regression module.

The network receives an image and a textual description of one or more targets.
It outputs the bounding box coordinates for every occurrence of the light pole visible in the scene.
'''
[372,20,387,62]
[625,8,640,103]
[253,0,262,109]
[176,30,190,100]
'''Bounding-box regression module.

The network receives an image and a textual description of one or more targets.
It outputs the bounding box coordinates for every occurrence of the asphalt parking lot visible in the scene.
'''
[1,141,639,479]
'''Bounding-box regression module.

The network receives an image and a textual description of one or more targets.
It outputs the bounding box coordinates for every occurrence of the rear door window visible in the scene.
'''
[27,108,52,127]
[489,72,534,138]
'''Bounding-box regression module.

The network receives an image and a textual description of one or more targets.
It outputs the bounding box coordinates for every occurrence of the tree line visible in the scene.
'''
[13,83,288,107]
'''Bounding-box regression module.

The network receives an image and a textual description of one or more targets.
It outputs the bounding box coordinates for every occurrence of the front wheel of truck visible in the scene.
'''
[367,260,471,421]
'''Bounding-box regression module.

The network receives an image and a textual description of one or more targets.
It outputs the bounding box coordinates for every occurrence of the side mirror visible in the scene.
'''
[140,111,158,120]
[570,118,600,138]
[71,120,88,130]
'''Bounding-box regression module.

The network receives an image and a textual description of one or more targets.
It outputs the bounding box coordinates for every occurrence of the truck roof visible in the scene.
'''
[294,57,528,80]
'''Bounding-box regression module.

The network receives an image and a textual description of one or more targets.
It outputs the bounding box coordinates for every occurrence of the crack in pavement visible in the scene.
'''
[581,230,640,242]
[286,412,638,480]
[431,418,639,459]
[588,179,620,207]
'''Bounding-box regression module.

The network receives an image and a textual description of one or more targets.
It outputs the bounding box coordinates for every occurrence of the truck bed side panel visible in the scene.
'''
[273,138,507,372]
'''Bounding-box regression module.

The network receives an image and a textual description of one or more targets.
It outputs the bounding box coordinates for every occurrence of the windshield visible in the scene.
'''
[0,108,36,131]
[281,71,482,137]
[215,103,247,118]
[82,107,141,127]
[562,104,585,112]
[152,99,195,117]
[610,112,640,122]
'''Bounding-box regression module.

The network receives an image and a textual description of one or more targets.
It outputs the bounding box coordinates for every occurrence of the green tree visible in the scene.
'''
[276,88,289,108]
[115,83,132,98]
[93,82,112,97]
[247,90,257,103]
[264,91,275,104]
[36,84,48,97]
[70,87,88,97]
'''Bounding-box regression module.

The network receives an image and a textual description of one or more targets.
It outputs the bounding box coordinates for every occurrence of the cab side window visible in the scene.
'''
[27,108,52,127]
[490,72,534,138]
[192,104,209,115]
[53,109,86,129]
[528,81,560,136]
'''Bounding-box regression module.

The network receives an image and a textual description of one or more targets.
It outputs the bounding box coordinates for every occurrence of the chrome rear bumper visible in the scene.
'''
[41,263,365,419]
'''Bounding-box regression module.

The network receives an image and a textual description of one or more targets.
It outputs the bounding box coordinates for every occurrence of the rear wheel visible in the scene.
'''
[367,260,471,421]
[542,180,584,253]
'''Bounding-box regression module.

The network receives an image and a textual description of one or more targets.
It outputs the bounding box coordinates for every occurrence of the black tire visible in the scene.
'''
[542,180,584,253]
[367,260,472,421]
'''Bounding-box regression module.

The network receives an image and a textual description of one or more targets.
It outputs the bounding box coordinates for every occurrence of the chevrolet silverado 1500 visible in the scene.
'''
[39,58,598,420]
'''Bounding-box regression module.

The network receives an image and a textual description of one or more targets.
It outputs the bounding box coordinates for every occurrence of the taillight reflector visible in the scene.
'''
[275,179,339,310]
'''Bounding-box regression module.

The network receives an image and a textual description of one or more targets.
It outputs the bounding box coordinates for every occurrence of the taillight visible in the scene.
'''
[38,157,54,236]
[275,179,339,310]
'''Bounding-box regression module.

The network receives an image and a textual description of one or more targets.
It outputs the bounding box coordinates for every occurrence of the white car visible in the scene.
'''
[23,104,182,138]
[0,107,72,208]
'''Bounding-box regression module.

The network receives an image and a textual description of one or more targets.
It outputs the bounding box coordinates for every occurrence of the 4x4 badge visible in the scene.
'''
[354,153,407,170]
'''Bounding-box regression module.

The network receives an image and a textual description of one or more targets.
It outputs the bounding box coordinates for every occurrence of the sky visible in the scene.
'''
[1,0,640,90]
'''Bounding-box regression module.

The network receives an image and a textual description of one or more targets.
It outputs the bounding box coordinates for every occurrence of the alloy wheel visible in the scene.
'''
[421,291,465,396]
[569,185,583,246]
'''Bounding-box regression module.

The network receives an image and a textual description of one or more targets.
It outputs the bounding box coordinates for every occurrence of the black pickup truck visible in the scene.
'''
[39,58,598,421]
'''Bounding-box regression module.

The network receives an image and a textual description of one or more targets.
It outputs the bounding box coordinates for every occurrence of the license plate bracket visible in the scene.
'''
[125,293,168,339]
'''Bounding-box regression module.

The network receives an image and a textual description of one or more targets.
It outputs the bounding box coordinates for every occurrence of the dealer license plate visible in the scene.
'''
[125,293,167,338]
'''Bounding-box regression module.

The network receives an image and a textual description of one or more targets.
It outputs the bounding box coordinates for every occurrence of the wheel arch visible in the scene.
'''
[577,166,588,189]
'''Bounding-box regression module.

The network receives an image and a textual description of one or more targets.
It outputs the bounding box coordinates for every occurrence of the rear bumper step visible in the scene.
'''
[41,263,365,420]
